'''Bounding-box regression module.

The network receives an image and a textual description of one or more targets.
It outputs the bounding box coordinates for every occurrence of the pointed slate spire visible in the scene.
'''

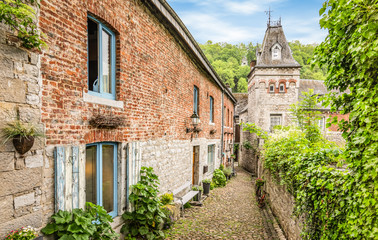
[256,23,301,68]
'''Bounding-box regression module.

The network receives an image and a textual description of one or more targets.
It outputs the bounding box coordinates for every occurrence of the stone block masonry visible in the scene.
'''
[0,19,45,237]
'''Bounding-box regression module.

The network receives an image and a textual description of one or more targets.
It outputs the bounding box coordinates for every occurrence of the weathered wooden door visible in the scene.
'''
[192,146,200,185]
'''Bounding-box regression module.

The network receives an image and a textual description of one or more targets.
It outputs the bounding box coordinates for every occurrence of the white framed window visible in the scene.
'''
[270,114,282,132]
[269,84,275,93]
[208,144,215,173]
[318,117,325,131]
[279,83,285,92]
[272,43,282,60]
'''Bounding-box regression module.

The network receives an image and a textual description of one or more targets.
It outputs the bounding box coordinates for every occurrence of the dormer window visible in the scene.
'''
[269,84,275,93]
[271,43,282,60]
[279,83,285,92]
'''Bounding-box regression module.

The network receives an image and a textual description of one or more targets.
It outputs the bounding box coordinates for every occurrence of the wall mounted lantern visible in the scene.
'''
[186,113,202,133]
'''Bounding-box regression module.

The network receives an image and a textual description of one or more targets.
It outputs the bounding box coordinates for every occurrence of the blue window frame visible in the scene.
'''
[194,86,199,115]
[87,15,116,100]
[210,96,214,123]
[85,142,118,217]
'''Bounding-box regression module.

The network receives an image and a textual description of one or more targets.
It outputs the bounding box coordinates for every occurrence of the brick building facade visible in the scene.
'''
[0,0,235,237]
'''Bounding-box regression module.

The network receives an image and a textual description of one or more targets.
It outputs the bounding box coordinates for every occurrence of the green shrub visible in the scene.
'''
[222,167,232,177]
[160,193,173,205]
[212,169,227,187]
[192,186,203,191]
[210,182,215,190]
[160,206,173,230]
[219,164,224,171]
[202,178,211,184]
[122,167,166,240]
[41,202,118,240]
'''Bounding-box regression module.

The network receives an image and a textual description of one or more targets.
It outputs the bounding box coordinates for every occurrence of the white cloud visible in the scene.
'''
[179,12,263,43]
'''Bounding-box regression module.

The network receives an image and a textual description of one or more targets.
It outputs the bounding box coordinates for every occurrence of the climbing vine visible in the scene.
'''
[0,0,45,49]
[313,0,378,238]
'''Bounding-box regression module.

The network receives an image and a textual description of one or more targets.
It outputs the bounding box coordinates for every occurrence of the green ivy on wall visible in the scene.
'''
[0,0,46,49]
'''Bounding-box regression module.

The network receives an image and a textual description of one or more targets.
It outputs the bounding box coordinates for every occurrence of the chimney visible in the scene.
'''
[250,60,256,69]
[225,83,232,93]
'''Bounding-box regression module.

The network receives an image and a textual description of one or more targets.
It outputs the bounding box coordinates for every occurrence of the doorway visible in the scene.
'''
[192,146,200,185]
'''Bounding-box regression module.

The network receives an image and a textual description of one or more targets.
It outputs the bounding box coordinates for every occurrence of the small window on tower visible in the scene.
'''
[269,84,275,93]
[279,83,285,92]
[272,44,281,60]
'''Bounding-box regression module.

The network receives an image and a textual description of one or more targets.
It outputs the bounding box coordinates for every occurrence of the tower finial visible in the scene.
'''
[265,7,273,27]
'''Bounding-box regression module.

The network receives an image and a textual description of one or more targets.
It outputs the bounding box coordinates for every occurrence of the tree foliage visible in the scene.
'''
[312,0,378,238]
[199,41,255,93]
[0,0,45,49]
[289,41,327,80]
[290,89,323,142]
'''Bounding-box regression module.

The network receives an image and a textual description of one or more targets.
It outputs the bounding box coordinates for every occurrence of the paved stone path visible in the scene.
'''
[166,166,282,240]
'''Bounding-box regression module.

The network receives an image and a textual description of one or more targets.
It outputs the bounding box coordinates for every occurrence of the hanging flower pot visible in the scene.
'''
[1,120,43,155]
[12,135,35,155]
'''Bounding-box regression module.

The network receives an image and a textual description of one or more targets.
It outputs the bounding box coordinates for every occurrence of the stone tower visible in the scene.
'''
[247,21,301,132]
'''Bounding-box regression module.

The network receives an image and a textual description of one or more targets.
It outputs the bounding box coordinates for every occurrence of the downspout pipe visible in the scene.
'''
[221,90,224,167]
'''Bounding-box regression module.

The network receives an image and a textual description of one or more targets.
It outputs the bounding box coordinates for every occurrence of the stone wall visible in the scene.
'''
[0,21,46,237]
[257,157,303,240]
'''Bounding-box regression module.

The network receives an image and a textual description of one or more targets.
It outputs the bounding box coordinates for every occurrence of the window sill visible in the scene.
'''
[209,122,215,126]
[83,91,124,109]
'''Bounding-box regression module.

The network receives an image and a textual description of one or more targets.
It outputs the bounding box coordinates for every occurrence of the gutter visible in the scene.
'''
[142,0,236,103]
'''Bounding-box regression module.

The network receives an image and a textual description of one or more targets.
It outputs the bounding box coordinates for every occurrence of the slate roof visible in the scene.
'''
[256,25,301,68]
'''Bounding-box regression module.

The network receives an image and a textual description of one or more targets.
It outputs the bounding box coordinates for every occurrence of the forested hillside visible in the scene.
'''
[199,41,326,93]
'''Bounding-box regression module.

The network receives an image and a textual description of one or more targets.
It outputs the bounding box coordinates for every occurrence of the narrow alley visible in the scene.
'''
[167,167,285,240]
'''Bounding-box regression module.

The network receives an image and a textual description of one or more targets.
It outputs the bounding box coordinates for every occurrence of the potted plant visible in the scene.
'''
[202,179,211,195]
[192,186,203,201]
[223,167,232,180]
[1,120,43,154]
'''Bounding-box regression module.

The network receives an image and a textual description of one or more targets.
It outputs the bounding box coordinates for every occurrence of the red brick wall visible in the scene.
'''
[39,0,233,145]
[325,113,349,132]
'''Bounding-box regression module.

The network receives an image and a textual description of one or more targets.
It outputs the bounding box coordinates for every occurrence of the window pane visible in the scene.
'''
[102,144,114,213]
[88,19,99,92]
[193,87,198,114]
[86,145,97,204]
[208,145,215,172]
[270,115,282,131]
[102,30,112,94]
[210,97,213,122]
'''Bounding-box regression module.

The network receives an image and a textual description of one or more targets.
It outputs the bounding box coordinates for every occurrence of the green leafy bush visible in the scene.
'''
[160,193,173,205]
[222,167,232,177]
[212,169,227,187]
[192,186,203,191]
[41,202,118,240]
[210,182,215,190]
[122,167,166,240]
[5,226,38,240]
[219,163,224,171]
[202,178,211,184]
[0,0,46,49]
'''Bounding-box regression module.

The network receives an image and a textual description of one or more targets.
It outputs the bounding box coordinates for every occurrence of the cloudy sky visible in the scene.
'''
[166,0,328,45]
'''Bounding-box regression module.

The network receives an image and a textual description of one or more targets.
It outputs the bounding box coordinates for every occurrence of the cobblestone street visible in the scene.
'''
[167,166,284,240]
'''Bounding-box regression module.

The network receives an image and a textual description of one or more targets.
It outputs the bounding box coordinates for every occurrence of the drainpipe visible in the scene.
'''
[221,90,224,167]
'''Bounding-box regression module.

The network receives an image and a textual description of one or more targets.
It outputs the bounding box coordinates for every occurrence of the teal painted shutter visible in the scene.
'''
[55,147,66,212]
[72,146,80,209]
[54,146,81,212]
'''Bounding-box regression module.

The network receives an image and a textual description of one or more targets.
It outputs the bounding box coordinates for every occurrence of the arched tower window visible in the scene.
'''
[272,43,282,60]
